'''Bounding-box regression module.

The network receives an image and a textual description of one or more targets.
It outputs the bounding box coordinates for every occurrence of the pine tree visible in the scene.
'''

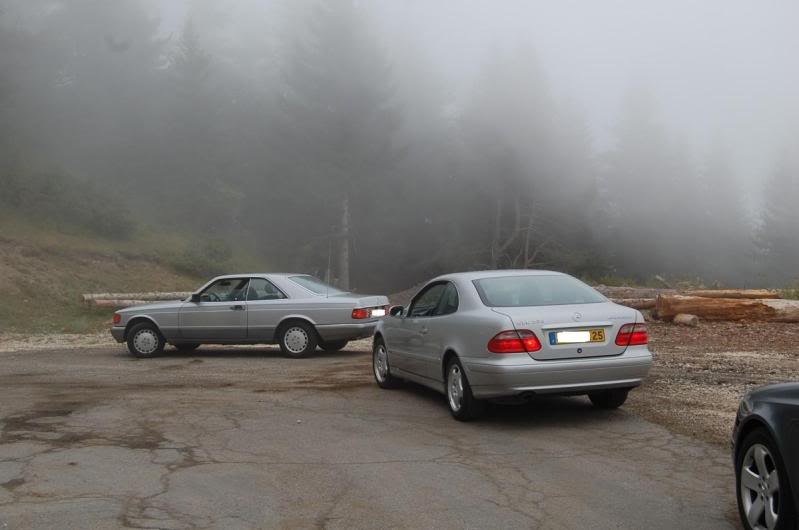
[278,0,401,289]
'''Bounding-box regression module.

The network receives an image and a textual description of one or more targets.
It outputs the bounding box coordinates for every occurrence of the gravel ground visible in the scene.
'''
[1,319,797,447]
[627,320,799,445]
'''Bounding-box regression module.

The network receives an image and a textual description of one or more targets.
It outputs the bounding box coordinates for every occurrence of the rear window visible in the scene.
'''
[289,275,346,295]
[473,275,606,307]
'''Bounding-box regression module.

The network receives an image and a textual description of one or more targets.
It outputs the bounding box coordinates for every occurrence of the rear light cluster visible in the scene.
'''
[488,329,542,353]
[351,305,390,320]
[615,323,648,346]
[112,313,121,325]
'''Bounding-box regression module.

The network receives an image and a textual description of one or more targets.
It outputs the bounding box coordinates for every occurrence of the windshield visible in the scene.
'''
[288,275,346,295]
[473,275,606,307]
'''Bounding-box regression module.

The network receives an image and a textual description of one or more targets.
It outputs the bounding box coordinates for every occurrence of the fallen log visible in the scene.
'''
[88,299,157,309]
[656,295,799,322]
[610,298,656,310]
[594,285,675,299]
[82,292,191,303]
[682,289,780,300]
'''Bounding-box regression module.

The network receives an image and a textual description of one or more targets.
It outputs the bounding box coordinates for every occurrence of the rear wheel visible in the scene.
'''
[278,321,318,358]
[446,358,485,421]
[319,340,348,352]
[737,428,795,530]
[588,388,630,409]
[126,322,165,358]
[372,338,401,389]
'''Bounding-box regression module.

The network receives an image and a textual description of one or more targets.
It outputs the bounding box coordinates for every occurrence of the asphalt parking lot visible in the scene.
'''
[0,342,738,529]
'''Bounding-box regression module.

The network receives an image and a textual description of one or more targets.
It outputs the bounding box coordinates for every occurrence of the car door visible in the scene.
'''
[245,277,291,341]
[416,282,460,382]
[179,278,249,340]
[401,282,448,378]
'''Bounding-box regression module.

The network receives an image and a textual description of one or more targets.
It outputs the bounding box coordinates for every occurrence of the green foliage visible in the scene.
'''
[0,171,134,239]
[781,282,799,300]
[164,239,235,278]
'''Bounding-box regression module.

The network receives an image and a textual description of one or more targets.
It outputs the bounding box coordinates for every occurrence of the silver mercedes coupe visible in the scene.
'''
[372,270,652,420]
[111,274,388,358]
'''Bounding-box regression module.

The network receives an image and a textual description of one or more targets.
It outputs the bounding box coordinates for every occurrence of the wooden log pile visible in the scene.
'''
[82,292,192,309]
[598,286,797,323]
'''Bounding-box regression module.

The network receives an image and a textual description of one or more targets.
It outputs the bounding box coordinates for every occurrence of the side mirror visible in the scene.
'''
[389,305,404,318]
[190,293,202,303]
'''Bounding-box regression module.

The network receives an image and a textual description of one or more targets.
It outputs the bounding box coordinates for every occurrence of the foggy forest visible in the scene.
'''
[2,0,798,294]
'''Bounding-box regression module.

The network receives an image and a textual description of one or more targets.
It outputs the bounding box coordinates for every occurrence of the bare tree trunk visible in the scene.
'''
[337,195,350,291]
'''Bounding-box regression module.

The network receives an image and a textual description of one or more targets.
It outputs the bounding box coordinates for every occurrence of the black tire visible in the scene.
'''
[277,321,318,358]
[736,427,796,530]
[588,388,630,409]
[173,343,200,352]
[126,322,165,358]
[372,337,401,389]
[445,357,485,421]
[319,340,348,352]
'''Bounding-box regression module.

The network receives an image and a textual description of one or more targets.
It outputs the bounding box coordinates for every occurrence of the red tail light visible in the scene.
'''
[488,329,542,353]
[112,313,121,325]
[615,323,648,346]
[351,308,370,319]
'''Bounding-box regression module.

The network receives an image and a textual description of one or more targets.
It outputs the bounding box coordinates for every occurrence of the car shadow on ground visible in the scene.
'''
[395,380,621,428]
[128,346,368,360]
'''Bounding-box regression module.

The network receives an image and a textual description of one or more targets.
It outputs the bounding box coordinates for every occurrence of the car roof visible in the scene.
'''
[209,273,306,280]
[431,269,566,283]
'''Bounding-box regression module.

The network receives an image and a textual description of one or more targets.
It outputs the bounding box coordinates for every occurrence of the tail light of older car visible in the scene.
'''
[352,306,390,319]
[488,330,542,353]
[352,308,370,319]
[112,313,121,325]
[615,323,647,346]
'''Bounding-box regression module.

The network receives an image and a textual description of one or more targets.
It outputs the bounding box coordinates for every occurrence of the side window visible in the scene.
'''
[408,283,447,318]
[201,278,249,302]
[247,278,287,301]
[433,283,459,316]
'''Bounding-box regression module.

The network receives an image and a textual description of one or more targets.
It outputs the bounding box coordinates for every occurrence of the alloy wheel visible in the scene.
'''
[133,329,159,355]
[740,443,780,530]
[447,364,464,412]
[374,344,388,382]
[284,326,309,354]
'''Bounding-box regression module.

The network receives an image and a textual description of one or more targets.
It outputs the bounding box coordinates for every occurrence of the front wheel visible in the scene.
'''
[588,388,630,409]
[319,340,348,352]
[736,428,796,530]
[126,322,165,358]
[446,358,485,421]
[372,338,401,389]
[278,321,318,358]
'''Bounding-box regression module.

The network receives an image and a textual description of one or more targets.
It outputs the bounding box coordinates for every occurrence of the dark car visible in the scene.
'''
[732,383,799,530]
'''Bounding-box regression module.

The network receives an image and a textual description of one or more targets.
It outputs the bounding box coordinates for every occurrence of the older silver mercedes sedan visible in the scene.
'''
[111,274,388,358]
[373,270,652,420]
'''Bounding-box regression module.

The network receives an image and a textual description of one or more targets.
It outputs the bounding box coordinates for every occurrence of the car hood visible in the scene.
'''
[117,300,185,313]
[749,382,799,404]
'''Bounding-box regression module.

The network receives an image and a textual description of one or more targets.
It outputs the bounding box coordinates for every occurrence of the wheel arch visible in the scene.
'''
[441,349,459,382]
[124,316,161,341]
[275,316,320,341]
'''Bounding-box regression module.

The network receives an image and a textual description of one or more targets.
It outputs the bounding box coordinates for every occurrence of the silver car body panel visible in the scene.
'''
[110,273,388,345]
[376,270,653,400]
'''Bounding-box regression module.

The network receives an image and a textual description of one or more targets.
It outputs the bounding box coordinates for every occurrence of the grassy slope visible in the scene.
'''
[0,215,262,333]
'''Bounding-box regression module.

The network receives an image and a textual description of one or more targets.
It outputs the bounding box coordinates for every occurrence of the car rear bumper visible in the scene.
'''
[464,346,653,399]
[316,321,379,342]
[110,327,125,343]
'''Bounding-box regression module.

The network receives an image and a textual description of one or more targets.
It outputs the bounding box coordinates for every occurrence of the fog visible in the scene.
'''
[2,0,798,291]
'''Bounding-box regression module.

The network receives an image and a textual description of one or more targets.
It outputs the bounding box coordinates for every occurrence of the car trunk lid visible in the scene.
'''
[492,302,638,360]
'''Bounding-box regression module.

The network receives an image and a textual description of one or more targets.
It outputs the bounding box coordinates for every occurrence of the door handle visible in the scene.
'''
[419,327,429,335]
[230,305,245,311]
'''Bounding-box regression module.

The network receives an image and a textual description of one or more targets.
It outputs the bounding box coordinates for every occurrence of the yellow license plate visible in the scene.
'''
[553,329,605,344]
